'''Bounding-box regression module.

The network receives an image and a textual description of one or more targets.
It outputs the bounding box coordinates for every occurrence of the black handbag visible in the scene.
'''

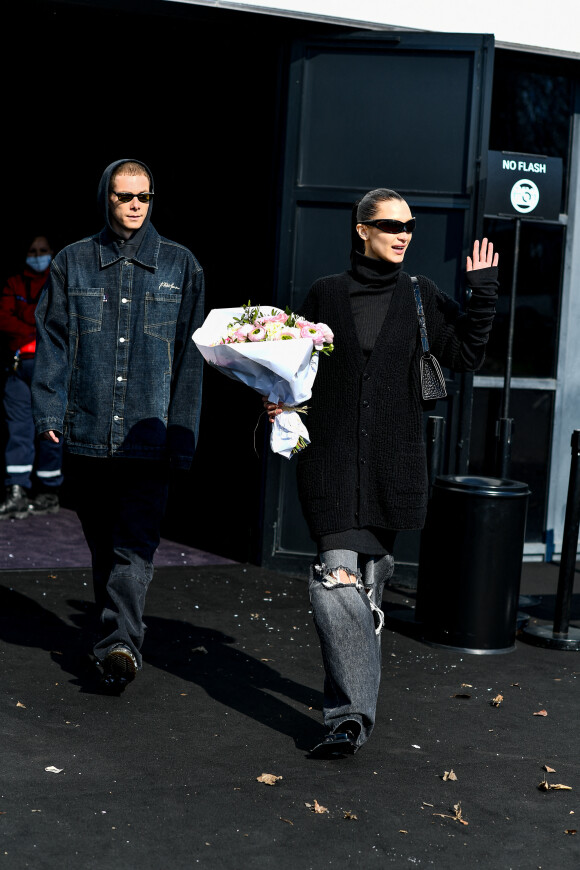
[411,276,447,402]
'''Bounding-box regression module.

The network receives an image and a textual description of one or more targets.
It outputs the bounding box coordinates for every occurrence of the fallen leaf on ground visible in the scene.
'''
[16,702,26,708]
[538,777,572,791]
[461,683,473,688]
[191,646,207,654]
[442,770,458,782]
[534,709,548,717]
[344,811,357,820]
[543,765,556,773]
[280,818,293,825]
[399,829,408,834]
[260,658,272,662]
[564,829,577,835]
[511,682,520,687]
[45,766,63,774]
[257,773,282,786]
[422,802,434,807]
[491,694,503,707]
[305,800,328,814]
[452,693,471,699]
[433,802,468,825]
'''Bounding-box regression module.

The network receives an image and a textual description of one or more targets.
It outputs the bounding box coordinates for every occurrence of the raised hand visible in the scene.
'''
[466,238,498,271]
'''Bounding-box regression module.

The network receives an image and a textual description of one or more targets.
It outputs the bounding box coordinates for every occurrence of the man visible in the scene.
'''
[32,159,204,691]
[0,234,63,519]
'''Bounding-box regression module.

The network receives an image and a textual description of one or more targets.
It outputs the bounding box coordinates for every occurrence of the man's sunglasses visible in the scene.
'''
[360,218,416,234]
[112,192,154,203]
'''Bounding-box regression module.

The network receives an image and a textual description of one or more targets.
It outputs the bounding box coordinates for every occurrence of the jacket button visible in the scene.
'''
[121,298,128,304]
[119,337,125,343]
[360,458,366,465]
[363,373,370,380]
[362,400,369,408]
[361,428,368,436]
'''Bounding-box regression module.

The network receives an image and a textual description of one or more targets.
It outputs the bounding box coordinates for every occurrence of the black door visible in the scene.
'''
[260,29,495,574]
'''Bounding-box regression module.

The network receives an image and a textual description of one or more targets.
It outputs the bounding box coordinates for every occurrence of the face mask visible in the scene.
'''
[26,254,52,272]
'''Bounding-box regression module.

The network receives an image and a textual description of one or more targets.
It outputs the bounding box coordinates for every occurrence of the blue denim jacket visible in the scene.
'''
[32,223,205,469]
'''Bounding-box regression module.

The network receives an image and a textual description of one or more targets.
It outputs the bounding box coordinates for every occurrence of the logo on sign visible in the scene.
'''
[510,179,540,214]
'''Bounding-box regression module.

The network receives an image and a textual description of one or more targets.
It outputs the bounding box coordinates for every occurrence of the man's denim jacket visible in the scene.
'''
[32,224,205,470]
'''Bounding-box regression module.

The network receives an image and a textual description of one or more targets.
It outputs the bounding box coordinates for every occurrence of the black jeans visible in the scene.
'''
[67,455,169,667]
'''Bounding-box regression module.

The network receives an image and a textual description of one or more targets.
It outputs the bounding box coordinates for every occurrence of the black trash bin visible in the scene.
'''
[415,475,530,654]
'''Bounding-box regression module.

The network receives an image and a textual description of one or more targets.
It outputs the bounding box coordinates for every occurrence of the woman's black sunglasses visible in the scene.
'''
[113,192,154,203]
[360,218,416,234]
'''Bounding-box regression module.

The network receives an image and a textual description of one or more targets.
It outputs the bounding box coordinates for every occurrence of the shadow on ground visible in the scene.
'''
[0,583,323,752]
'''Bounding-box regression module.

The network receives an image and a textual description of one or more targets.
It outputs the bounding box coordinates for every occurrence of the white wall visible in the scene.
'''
[547,94,580,555]
[167,0,579,58]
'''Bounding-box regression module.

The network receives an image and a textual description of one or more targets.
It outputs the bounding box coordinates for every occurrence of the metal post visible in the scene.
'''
[495,417,513,479]
[502,218,520,419]
[495,218,520,479]
[522,430,580,650]
[553,430,580,634]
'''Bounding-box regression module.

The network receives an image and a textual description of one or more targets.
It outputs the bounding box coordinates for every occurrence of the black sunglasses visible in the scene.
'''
[360,218,416,234]
[112,192,154,203]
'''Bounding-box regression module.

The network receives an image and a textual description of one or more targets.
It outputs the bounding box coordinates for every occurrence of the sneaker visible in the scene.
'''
[0,485,30,520]
[101,644,138,693]
[309,720,361,759]
[28,492,60,516]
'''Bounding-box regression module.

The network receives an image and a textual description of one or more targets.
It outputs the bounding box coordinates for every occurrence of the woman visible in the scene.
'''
[0,234,64,519]
[265,188,499,758]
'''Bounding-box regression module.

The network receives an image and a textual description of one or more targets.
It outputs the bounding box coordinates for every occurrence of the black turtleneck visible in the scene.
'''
[114,221,149,261]
[348,252,402,357]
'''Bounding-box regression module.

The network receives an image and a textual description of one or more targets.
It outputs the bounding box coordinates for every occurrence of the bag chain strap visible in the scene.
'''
[410,276,431,355]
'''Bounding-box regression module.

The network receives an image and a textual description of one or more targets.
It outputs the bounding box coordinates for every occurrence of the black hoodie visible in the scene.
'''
[97,158,154,261]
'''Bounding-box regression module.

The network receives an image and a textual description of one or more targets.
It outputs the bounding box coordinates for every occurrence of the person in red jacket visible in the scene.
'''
[0,234,64,519]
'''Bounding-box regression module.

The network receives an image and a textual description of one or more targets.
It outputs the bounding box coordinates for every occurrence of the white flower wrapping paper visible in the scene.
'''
[192,307,320,458]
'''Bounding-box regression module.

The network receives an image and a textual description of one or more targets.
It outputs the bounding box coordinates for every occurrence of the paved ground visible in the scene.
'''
[1,555,579,869]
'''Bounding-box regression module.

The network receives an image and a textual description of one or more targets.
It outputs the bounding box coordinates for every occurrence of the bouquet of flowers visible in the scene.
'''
[192,302,334,458]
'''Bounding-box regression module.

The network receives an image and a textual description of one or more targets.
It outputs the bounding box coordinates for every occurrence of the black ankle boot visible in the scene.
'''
[0,485,30,520]
[28,491,60,516]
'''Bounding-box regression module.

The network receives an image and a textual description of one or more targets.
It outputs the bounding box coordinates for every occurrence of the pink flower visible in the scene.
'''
[276,327,301,340]
[316,322,334,343]
[234,324,253,341]
[248,326,266,341]
[296,317,315,329]
[257,312,288,325]
[300,325,324,344]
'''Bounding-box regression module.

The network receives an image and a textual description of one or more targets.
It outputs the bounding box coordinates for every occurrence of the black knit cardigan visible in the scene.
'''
[296,267,498,537]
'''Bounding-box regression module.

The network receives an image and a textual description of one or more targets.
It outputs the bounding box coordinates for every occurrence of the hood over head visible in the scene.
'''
[97,158,154,240]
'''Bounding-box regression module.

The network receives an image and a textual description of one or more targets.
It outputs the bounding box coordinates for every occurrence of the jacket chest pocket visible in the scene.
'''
[144,292,181,341]
[69,288,104,335]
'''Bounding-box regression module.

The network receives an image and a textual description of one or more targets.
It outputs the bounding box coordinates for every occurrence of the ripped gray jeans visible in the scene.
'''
[309,549,395,748]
